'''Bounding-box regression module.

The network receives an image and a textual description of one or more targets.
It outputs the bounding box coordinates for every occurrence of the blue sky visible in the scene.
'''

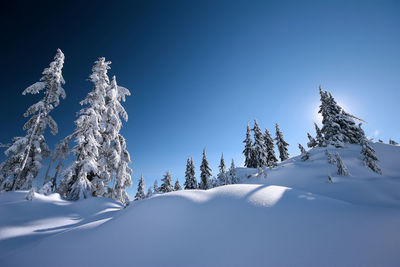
[0,0,399,196]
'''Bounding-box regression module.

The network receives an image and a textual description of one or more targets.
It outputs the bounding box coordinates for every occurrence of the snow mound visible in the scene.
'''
[1,143,400,267]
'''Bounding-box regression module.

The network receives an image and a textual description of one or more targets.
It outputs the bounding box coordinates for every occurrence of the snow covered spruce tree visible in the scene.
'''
[243,123,256,168]
[174,179,182,191]
[264,128,278,167]
[335,152,349,176]
[0,49,66,191]
[229,159,238,184]
[199,149,212,190]
[275,123,289,162]
[361,138,382,174]
[58,58,109,200]
[252,119,268,167]
[134,175,146,201]
[314,123,325,147]
[102,75,132,203]
[160,171,174,193]
[217,153,228,186]
[298,144,310,161]
[307,133,317,148]
[318,86,365,147]
[184,157,197,189]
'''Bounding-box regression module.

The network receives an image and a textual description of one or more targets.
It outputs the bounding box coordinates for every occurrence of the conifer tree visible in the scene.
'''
[134,175,146,201]
[199,149,212,190]
[229,159,238,184]
[58,59,108,200]
[307,133,317,148]
[252,119,268,167]
[275,123,289,162]
[153,180,159,194]
[0,49,66,191]
[361,139,382,174]
[101,74,132,201]
[298,144,310,161]
[314,123,325,147]
[217,153,228,186]
[335,152,349,176]
[184,157,197,189]
[318,86,365,147]
[243,123,256,168]
[160,171,174,193]
[264,128,278,167]
[174,179,182,191]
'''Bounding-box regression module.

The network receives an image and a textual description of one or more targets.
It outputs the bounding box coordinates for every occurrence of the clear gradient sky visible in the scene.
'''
[1,0,399,196]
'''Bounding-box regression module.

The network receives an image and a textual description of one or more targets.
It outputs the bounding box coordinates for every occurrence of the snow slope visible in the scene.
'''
[1,143,400,267]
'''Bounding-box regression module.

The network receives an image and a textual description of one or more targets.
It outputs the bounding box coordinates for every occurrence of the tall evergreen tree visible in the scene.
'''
[58,58,108,200]
[199,149,212,190]
[264,128,278,167]
[174,179,182,191]
[243,123,256,168]
[335,152,349,176]
[361,139,382,174]
[160,171,174,193]
[252,119,268,167]
[102,75,132,203]
[307,133,317,148]
[275,123,289,162]
[229,159,238,184]
[184,157,197,189]
[298,144,310,161]
[0,49,66,191]
[134,175,146,201]
[217,153,228,186]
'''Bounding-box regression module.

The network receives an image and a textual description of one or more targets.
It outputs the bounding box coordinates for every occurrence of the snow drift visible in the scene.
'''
[1,143,400,267]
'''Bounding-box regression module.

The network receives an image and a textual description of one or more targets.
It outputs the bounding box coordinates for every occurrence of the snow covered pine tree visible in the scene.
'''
[160,171,174,193]
[229,159,238,184]
[360,138,382,174]
[0,49,66,191]
[217,153,228,186]
[307,133,317,148]
[298,144,310,161]
[184,157,197,189]
[199,149,212,190]
[174,179,182,191]
[134,175,146,201]
[275,123,289,162]
[264,128,278,167]
[252,119,268,167]
[243,123,256,168]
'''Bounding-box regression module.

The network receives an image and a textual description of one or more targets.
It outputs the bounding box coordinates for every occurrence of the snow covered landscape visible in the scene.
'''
[1,143,400,266]
[1,1,400,266]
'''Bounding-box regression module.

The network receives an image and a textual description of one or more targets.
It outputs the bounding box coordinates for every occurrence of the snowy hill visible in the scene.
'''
[1,143,400,267]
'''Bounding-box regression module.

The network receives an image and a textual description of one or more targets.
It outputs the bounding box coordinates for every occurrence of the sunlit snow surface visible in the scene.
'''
[1,143,400,266]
